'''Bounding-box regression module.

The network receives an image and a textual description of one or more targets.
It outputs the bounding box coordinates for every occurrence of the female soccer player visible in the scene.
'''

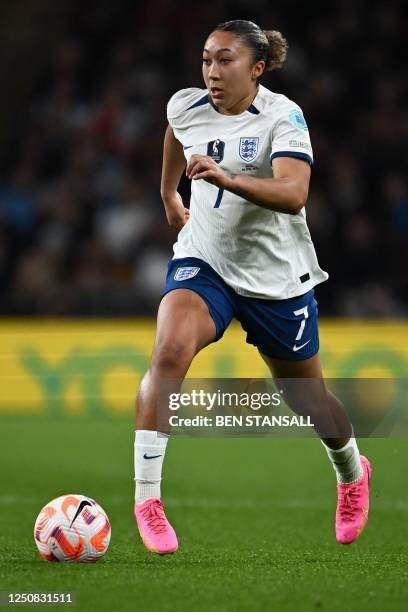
[133,20,371,554]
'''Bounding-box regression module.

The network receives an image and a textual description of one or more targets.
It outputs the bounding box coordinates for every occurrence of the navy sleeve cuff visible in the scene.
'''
[270,151,314,166]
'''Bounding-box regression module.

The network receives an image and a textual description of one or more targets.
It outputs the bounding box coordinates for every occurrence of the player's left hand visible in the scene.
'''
[186,155,229,188]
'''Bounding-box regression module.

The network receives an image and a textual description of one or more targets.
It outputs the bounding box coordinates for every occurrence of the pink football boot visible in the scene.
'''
[335,455,372,544]
[134,498,178,554]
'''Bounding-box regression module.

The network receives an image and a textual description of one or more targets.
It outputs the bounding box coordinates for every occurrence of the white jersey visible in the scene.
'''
[167,84,329,300]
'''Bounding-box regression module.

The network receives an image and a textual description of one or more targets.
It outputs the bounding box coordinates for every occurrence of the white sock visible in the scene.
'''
[322,437,363,484]
[134,430,169,504]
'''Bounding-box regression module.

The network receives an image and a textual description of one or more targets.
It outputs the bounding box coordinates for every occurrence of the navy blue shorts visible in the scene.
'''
[161,257,319,361]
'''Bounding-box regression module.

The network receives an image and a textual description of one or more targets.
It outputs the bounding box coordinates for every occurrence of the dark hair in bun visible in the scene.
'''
[214,20,288,78]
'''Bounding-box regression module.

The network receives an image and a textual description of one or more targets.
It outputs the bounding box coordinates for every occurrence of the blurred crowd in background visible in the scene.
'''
[0,0,407,317]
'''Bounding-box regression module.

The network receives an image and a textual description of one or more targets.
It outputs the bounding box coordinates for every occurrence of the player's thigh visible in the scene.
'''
[138,289,216,430]
[153,288,217,368]
[260,352,323,378]
[260,351,328,414]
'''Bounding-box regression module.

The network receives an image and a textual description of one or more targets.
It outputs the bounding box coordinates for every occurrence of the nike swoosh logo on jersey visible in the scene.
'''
[293,339,311,352]
[183,145,193,149]
[143,453,162,460]
[69,500,93,527]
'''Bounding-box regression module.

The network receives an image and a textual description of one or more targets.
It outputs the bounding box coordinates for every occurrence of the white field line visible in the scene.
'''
[1,495,408,511]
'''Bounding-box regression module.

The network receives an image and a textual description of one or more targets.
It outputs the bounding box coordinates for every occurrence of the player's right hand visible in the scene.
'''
[163,192,190,231]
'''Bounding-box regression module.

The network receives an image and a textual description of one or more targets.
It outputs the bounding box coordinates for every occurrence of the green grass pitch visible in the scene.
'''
[1,416,407,611]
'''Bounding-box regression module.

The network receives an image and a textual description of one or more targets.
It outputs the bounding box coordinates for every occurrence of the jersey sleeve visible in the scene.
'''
[270,103,314,166]
[166,88,205,143]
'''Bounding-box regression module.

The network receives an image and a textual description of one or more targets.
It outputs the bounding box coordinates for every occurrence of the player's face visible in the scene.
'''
[202,31,264,115]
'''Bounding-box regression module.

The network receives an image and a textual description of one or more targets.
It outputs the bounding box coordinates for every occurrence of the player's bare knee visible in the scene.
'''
[151,341,196,376]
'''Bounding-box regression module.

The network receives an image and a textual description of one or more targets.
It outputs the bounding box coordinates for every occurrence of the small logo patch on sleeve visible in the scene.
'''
[174,267,201,281]
[289,109,309,132]
[289,139,311,150]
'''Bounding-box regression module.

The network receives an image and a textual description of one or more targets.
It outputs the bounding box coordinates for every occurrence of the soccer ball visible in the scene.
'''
[34,494,111,562]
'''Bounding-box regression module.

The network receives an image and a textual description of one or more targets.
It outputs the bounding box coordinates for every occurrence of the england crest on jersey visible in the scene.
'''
[239,137,259,162]
[174,266,200,281]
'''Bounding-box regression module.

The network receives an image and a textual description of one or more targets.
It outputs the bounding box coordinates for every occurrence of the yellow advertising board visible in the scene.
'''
[0,320,407,416]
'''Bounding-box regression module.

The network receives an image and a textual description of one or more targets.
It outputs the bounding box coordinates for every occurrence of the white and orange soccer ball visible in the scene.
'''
[34,494,111,562]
